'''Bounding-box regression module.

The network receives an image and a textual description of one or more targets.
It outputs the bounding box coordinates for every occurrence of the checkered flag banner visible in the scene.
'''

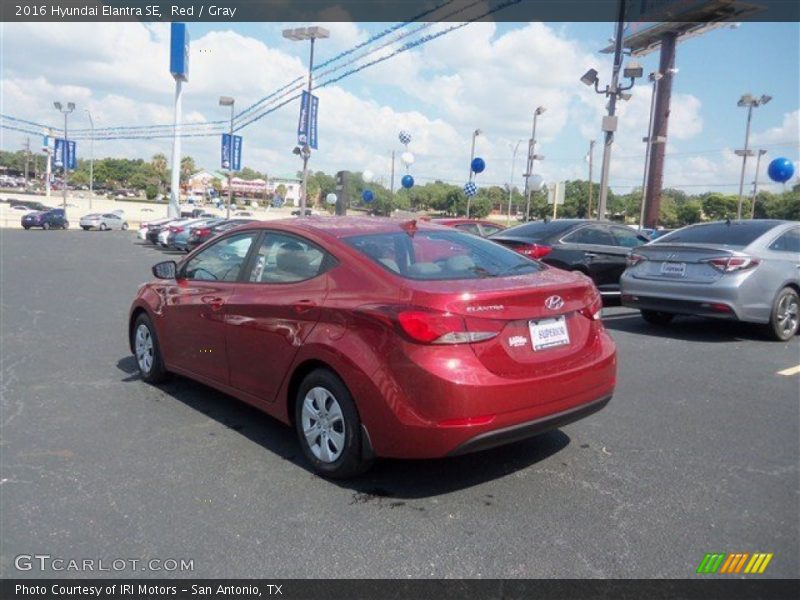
[463,181,478,197]
[398,131,412,146]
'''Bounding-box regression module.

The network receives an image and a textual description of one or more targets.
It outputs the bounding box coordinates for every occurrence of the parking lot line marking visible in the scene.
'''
[777,365,800,376]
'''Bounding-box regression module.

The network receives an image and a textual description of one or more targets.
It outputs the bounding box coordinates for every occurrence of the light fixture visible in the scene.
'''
[535,106,546,115]
[580,68,599,86]
[219,96,234,106]
[53,102,62,110]
[623,61,643,79]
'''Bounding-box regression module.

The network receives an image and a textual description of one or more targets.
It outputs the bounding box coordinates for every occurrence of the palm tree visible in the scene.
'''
[180,156,196,184]
[151,153,168,193]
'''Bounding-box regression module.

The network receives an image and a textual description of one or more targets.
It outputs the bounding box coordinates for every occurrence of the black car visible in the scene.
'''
[489,219,650,295]
[145,221,175,244]
[22,208,69,230]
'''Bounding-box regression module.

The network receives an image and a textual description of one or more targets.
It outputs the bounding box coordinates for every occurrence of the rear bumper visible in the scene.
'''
[620,272,769,323]
[448,394,611,456]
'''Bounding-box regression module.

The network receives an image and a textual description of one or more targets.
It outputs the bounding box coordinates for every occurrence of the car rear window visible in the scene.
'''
[654,221,780,248]
[490,220,575,242]
[344,230,544,280]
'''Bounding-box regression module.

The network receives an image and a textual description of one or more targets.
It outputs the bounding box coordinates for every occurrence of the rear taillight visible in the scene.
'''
[170,226,184,233]
[194,227,211,237]
[359,306,502,345]
[705,256,760,273]
[627,253,647,267]
[580,292,604,322]
[513,244,552,259]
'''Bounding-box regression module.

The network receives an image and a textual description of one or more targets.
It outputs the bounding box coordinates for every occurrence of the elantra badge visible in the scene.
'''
[545,295,564,310]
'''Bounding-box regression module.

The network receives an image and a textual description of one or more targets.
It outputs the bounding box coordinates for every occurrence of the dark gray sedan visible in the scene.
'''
[621,220,799,340]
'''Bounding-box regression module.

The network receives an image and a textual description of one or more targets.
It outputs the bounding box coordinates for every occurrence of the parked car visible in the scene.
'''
[146,220,179,245]
[621,220,800,340]
[9,205,35,213]
[22,208,69,230]
[129,217,616,478]
[138,218,173,241]
[648,229,675,240]
[184,218,257,251]
[291,208,320,216]
[163,218,207,248]
[172,218,226,252]
[431,218,506,237]
[490,219,650,295]
[79,212,129,231]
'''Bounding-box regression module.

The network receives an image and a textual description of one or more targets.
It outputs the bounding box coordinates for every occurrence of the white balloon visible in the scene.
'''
[527,174,545,192]
[401,151,415,166]
[362,170,374,183]
[326,193,338,205]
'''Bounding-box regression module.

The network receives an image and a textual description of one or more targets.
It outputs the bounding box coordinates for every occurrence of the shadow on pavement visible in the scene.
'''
[115,356,572,499]
[602,309,772,343]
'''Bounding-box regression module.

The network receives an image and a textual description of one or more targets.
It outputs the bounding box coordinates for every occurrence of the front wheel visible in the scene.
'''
[766,287,799,341]
[100,223,107,231]
[295,369,370,479]
[641,310,674,326]
[132,313,168,383]
[42,222,50,230]
[62,221,69,229]
[122,222,129,231]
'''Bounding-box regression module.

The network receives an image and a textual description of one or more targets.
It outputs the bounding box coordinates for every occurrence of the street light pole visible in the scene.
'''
[750,149,767,219]
[54,101,75,209]
[736,94,770,219]
[507,140,522,225]
[219,97,235,219]
[283,26,330,217]
[466,128,481,218]
[639,72,662,230]
[586,139,595,218]
[85,109,94,209]
[523,106,546,221]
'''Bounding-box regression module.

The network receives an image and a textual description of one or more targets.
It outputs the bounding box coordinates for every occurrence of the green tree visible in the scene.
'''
[676,200,702,226]
[180,156,196,183]
[701,193,737,220]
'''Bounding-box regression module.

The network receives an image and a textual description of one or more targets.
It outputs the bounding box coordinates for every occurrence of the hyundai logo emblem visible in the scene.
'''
[545,295,564,310]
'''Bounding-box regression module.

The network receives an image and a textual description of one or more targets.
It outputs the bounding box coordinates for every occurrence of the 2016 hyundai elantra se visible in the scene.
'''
[129,217,616,478]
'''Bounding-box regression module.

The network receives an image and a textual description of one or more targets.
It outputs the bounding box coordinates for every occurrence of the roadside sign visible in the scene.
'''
[547,181,565,205]
[53,139,76,169]
[297,91,319,149]
[170,22,190,82]
[221,134,242,171]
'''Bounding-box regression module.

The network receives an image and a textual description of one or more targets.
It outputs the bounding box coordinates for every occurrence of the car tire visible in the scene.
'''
[766,287,799,341]
[100,223,107,231]
[23,226,30,230]
[122,222,129,231]
[42,222,50,230]
[641,310,674,326]
[132,313,168,383]
[294,368,371,479]
[62,221,69,229]
[82,226,90,231]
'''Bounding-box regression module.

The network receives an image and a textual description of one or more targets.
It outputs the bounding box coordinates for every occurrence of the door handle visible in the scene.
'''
[201,295,224,311]
[293,300,317,314]
[584,252,598,259]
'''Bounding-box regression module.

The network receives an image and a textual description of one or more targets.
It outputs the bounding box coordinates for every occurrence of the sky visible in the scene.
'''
[1,17,798,196]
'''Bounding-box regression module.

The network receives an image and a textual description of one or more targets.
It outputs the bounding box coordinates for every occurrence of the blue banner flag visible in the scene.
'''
[53,138,65,168]
[221,134,242,171]
[297,91,310,146]
[297,91,319,149]
[67,141,76,169]
[53,139,76,169]
[308,94,319,150]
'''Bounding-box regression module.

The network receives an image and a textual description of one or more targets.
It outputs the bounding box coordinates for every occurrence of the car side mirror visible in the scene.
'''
[152,261,177,280]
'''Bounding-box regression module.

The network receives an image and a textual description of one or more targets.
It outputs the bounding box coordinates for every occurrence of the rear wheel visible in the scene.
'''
[62,221,69,229]
[294,369,370,479]
[122,222,129,231]
[42,222,50,230]
[132,313,168,383]
[23,226,30,230]
[641,310,674,326]
[766,287,799,341]
[100,223,107,231]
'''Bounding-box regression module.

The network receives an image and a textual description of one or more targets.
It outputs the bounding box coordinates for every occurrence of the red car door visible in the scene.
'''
[159,232,258,384]
[225,231,332,404]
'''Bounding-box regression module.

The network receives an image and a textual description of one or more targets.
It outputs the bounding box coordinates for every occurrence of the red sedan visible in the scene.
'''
[129,217,616,478]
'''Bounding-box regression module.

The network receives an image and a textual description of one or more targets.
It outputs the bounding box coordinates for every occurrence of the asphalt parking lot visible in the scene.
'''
[1,228,798,579]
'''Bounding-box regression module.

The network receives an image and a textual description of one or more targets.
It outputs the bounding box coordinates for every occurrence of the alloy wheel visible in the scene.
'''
[134,323,154,374]
[777,293,799,338]
[301,387,346,463]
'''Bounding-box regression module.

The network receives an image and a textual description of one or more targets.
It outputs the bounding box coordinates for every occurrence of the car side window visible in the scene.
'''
[768,228,800,253]
[183,233,257,282]
[612,226,648,248]
[563,225,615,246]
[248,232,330,284]
[455,223,481,235]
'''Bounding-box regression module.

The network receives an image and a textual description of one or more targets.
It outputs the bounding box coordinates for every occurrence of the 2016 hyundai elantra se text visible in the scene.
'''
[129,218,616,478]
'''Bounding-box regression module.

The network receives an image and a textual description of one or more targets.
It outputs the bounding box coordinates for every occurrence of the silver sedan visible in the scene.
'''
[621,220,799,341]
[80,212,129,231]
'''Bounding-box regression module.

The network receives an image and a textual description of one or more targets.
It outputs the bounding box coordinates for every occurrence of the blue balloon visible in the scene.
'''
[362,189,375,203]
[767,157,795,183]
[401,175,415,189]
[471,157,486,174]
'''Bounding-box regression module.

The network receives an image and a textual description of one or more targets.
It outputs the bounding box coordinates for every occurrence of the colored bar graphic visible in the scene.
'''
[698,552,773,575]
[697,553,726,573]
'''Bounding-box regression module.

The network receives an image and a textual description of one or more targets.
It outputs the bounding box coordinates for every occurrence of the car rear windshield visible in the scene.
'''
[490,220,576,242]
[344,230,545,280]
[653,221,779,248]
